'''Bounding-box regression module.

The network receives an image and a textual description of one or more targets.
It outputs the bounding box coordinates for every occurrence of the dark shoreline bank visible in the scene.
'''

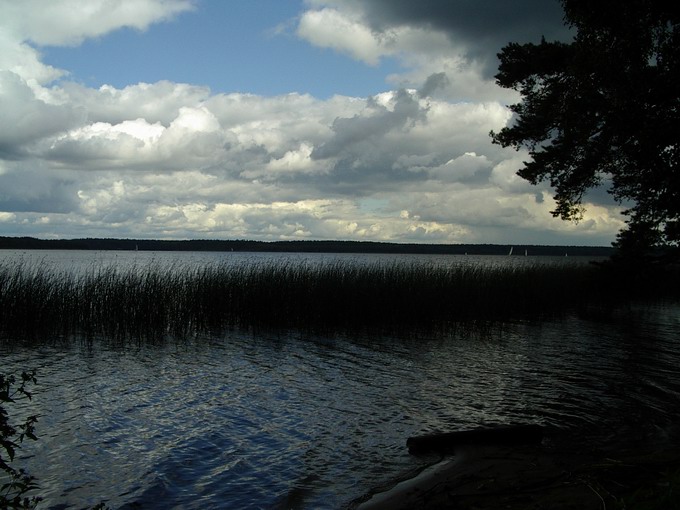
[0,235,615,257]
[351,431,680,509]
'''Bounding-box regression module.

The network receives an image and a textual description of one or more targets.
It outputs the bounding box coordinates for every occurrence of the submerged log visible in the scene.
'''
[407,424,543,455]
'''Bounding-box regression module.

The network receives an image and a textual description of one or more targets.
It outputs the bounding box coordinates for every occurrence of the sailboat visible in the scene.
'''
[508,246,513,255]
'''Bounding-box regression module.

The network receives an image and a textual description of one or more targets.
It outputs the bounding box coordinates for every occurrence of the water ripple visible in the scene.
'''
[1,303,679,509]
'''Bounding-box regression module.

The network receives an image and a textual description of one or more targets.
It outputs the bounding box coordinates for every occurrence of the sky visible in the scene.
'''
[0,0,625,246]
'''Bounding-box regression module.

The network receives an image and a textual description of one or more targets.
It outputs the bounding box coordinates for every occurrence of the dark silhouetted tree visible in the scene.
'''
[491,1,679,260]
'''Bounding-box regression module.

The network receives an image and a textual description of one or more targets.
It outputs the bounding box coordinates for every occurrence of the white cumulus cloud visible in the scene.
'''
[0,0,194,47]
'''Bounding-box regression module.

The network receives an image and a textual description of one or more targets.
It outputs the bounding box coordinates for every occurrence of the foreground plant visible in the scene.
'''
[0,371,40,509]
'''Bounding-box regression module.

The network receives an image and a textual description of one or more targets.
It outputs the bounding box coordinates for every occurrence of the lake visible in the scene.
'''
[0,248,596,273]
[1,250,679,509]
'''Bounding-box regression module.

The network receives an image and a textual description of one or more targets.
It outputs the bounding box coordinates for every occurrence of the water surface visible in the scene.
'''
[0,249,599,273]
[0,251,677,509]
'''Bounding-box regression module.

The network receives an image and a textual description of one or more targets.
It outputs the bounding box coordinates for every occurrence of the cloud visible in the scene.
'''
[46,107,229,171]
[418,72,450,98]
[0,161,78,214]
[0,0,623,246]
[61,81,212,125]
[297,1,569,102]
[305,0,570,72]
[0,0,194,47]
[0,0,194,88]
[260,143,317,177]
[0,71,85,158]
[296,8,387,65]
[429,152,492,183]
[311,89,426,160]
[490,156,537,193]
[0,32,65,85]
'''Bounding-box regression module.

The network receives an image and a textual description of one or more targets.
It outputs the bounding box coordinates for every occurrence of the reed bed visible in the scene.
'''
[0,258,671,341]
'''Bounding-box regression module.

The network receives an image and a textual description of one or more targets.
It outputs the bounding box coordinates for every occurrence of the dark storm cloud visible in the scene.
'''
[346,0,571,74]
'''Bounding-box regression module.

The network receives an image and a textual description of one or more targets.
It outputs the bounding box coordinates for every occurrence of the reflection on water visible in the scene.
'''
[2,303,680,509]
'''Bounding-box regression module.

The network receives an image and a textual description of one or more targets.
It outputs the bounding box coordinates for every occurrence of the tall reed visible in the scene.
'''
[0,258,671,341]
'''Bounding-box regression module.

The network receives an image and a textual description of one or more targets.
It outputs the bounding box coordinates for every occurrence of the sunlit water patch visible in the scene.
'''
[2,303,679,509]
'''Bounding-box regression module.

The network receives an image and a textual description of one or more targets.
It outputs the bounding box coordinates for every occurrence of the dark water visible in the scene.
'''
[2,304,679,509]
[1,251,679,509]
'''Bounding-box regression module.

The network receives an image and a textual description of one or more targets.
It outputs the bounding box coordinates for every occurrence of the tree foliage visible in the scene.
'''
[491,0,680,259]
[0,371,40,509]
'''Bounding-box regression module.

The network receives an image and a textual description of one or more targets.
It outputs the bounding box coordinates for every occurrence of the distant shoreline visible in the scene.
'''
[0,236,615,257]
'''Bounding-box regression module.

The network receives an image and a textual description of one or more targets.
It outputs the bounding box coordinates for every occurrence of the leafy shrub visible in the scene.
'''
[0,371,40,509]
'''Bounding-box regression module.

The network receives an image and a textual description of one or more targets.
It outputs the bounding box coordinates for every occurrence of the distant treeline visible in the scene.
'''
[0,236,615,257]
